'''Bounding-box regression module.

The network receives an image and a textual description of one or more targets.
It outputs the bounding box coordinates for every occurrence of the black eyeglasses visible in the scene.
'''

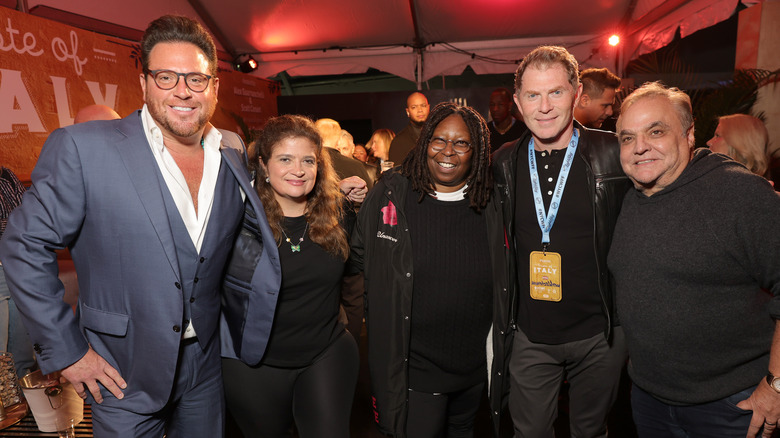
[144,69,213,92]
[429,137,472,155]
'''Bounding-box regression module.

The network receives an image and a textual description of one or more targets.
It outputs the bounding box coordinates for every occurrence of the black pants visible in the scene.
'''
[405,381,485,438]
[223,331,359,438]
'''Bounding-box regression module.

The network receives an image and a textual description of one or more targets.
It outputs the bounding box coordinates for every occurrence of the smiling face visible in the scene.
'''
[140,42,218,144]
[514,63,581,150]
[426,114,473,193]
[261,136,318,215]
[618,96,695,196]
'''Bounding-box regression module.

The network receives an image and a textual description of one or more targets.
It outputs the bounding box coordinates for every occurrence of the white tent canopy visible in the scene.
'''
[22,0,757,84]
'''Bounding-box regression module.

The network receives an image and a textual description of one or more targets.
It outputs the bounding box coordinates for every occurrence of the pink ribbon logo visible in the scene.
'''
[381,201,397,226]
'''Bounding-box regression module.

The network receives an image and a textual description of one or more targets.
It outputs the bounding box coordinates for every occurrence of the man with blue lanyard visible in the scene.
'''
[492,45,633,437]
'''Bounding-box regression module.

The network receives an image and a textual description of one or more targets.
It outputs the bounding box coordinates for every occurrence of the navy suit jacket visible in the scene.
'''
[218,142,282,366]
[0,111,280,413]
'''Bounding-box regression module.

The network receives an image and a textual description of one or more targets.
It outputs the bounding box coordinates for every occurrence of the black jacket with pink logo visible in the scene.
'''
[350,169,512,437]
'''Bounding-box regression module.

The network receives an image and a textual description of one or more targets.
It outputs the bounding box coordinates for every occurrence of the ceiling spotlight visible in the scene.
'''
[608,34,620,47]
[235,55,258,73]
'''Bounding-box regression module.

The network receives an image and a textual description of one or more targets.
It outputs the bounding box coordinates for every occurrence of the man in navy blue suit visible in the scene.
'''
[0,15,280,436]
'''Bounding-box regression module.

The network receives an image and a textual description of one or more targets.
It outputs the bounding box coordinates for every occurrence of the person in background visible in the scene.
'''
[389,92,429,164]
[353,144,378,185]
[223,115,359,438]
[707,113,773,181]
[338,129,356,158]
[353,144,369,162]
[73,105,121,124]
[315,118,372,190]
[609,81,780,438]
[487,88,527,153]
[0,167,35,377]
[573,67,621,130]
[495,45,631,438]
[314,118,370,347]
[352,102,512,437]
[353,143,379,184]
[366,128,395,169]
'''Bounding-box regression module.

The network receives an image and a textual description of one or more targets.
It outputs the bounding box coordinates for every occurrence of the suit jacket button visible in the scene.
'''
[189,297,195,303]
[199,257,205,263]
[175,282,181,289]
[33,343,42,353]
[193,277,199,283]
[173,325,181,333]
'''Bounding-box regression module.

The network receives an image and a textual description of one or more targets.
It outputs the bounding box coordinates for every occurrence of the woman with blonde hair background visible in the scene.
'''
[365,128,396,163]
[707,114,772,178]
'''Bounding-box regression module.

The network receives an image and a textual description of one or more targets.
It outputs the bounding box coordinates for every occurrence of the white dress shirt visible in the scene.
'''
[141,105,222,339]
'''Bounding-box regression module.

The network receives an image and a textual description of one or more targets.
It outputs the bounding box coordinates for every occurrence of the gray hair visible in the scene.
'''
[618,81,693,134]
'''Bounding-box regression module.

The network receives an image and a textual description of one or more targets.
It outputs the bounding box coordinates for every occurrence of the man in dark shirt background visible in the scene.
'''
[487,88,526,153]
[388,92,429,164]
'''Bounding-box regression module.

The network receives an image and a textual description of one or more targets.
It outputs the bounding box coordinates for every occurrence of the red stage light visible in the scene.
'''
[609,35,620,46]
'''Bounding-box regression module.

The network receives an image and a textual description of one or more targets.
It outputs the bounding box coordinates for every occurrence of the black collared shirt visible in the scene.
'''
[514,143,603,344]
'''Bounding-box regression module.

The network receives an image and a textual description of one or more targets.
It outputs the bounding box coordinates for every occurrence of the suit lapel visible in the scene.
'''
[220,147,279,261]
[220,147,251,196]
[115,113,180,279]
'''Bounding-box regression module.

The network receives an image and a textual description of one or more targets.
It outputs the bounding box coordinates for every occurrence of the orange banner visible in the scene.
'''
[0,7,279,180]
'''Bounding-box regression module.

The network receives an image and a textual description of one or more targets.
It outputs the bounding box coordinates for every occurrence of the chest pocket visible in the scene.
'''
[375,200,401,245]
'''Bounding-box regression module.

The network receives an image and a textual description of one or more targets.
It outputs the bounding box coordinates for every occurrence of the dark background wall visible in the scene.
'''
[278,86,510,145]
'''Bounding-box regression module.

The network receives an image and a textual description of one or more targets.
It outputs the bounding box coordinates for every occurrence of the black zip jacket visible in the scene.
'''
[492,122,631,341]
[350,170,514,437]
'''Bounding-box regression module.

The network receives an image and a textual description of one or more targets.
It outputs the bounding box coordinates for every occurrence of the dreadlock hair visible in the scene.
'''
[400,102,493,211]
[248,115,349,260]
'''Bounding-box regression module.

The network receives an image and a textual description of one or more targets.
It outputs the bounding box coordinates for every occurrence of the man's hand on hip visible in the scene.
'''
[60,346,127,404]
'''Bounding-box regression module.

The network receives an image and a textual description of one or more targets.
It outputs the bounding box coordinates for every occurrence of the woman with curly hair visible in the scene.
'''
[352,102,513,437]
[222,114,360,438]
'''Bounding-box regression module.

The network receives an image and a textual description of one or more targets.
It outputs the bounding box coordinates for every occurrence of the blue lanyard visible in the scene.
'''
[528,129,579,248]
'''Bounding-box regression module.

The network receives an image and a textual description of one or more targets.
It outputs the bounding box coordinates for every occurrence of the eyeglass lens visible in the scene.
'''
[430,138,471,153]
[151,70,210,92]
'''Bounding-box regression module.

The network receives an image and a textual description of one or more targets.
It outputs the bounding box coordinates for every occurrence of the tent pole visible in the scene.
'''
[416,49,423,90]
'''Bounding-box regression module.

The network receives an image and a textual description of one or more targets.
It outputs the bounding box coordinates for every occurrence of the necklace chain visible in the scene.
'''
[281,222,308,253]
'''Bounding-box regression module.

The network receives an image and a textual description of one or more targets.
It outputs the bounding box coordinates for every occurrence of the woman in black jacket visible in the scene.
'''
[222,115,361,438]
[352,102,513,438]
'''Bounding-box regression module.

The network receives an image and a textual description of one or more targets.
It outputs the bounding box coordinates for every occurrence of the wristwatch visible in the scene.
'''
[766,372,780,393]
